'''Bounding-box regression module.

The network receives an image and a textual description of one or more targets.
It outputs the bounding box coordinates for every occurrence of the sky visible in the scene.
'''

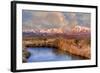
[22,10,91,31]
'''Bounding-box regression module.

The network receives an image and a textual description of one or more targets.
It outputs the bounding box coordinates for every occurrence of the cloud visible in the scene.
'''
[22,11,68,30]
[22,10,91,31]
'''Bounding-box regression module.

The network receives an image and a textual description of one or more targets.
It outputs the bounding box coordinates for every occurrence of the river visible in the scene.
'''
[27,47,84,62]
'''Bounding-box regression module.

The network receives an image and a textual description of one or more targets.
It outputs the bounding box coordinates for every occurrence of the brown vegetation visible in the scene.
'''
[23,36,91,60]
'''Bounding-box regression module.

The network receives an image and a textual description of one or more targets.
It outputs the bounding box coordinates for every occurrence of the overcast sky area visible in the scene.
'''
[22,10,91,31]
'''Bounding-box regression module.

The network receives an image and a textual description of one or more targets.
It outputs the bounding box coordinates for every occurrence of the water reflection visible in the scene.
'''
[27,47,83,62]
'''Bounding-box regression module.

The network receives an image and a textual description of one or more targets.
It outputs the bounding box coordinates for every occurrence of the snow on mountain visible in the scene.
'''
[71,25,90,33]
[23,25,90,34]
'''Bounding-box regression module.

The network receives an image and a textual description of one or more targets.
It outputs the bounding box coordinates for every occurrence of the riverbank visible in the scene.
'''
[22,36,90,62]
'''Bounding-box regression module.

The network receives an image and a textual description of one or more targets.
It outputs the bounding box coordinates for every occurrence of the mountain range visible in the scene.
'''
[23,25,91,39]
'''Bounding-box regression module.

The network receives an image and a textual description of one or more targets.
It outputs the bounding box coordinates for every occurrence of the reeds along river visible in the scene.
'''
[22,37,90,62]
[27,47,84,62]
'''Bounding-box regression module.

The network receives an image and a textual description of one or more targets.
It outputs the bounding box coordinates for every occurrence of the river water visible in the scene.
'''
[27,47,83,62]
